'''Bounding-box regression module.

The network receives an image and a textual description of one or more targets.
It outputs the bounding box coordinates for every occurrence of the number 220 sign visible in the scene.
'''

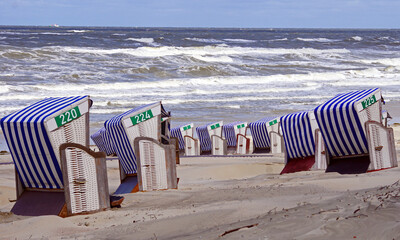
[55,106,81,127]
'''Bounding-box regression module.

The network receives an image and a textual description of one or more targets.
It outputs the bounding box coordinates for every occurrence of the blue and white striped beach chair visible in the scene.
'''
[91,127,115,156]
[196,121,226,155]
[171,123,199,156]
[105,101,177,193]
[248,117,275,153]
[280,110,325,174]
[223,121,249,154]
[314,88,397,174]
[0,96,110,216]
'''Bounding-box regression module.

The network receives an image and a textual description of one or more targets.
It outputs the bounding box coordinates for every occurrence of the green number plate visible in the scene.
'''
[269,119,278,126]
[210,123,220,130]
[361,95,377,109]
[55,106,81,128]
[236,123,245,129]
[130,109,154,126]
[183,125,191,131]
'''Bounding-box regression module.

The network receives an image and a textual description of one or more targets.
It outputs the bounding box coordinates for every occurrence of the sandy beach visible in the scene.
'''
[0,125,399,240]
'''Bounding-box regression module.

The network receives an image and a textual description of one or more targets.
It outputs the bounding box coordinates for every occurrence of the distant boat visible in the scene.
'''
[50,24,60,27]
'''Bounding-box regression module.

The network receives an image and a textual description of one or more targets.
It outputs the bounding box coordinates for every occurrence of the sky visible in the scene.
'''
[0,0,399,28]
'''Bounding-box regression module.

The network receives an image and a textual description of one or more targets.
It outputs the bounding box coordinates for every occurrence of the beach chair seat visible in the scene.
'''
[315,88,397,174]
[196,121,226,155]
[105,101,178,194]
[0,96,110,216]
[280,111,326,174]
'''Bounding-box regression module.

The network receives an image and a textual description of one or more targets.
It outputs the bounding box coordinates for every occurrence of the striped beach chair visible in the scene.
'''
[280,110,326,174]
[0,96,110,216]
[314,88,397,174]
[248,117,274,153]
[222,121,249,154]
[196,121,226,155]
[91,127,115,156]
[171,123,199,156]
[105,101,177,193]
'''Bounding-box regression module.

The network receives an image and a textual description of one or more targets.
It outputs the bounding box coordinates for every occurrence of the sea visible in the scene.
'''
[1,26,400,150]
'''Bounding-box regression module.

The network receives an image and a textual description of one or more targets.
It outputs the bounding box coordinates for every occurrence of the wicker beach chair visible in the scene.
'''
[222,122,249,154]
[266,117,285,154]
[104,101,177,193]
[280,110,326,174]
[248,117,274,154]
[314,88,397,174]
[196,121,226,155]
[171,123,199,156]
[0,96,110,216]
[91,127,115,156]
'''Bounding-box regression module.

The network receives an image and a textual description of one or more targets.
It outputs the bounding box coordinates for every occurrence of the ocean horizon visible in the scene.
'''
[1,26,400,150]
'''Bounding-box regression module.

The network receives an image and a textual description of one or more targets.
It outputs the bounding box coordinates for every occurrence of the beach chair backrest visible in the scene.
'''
[0,96,91,190]
[314,88,381,158]
[280,111,315,161]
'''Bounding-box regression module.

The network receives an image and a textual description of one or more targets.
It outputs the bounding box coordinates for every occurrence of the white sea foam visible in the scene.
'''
[55,45,350,59]
[296,38,337,42]
[224,39,256,43]
[192,55,234,63]
[67,30,91,33]
[185,38,224,43]
[40,32,72,36]
[126,38,154,44]
[360,58,400,67]
[266,38,288,42]
[351,36,363,41]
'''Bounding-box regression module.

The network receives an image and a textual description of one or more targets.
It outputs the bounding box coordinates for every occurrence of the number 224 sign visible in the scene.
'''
[130,109,154,126]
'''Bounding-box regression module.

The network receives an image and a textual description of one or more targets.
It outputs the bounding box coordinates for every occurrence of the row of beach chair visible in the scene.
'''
[169,88,397,174]
[0,87,397,218]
